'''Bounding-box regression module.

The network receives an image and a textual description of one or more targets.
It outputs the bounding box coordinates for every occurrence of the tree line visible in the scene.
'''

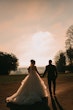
[55,25,73,73]
[0,25,73,75]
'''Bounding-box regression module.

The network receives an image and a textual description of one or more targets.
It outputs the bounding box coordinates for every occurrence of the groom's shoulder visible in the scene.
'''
[46,64,55,68]
[46,65,49,68]
[52,64,56,68]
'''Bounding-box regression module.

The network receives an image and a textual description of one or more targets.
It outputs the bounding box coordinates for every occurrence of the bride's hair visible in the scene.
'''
[30,59,35,65]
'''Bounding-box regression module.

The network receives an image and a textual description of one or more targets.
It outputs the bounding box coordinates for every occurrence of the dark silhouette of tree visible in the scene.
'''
[66,47,73,72]
[65,25,73,49]
[0,52,19,75]
[55,51,66,73]
[66,47,73,64]
[65,25,73,72]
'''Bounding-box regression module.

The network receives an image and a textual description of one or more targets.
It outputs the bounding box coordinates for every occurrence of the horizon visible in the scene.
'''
[0,0,73,67]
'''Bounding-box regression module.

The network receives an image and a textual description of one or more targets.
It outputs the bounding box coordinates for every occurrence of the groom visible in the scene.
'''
[43,60,58,96]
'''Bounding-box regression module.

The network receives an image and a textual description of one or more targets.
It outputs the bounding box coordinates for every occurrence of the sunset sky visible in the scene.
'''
[0,0,73,67]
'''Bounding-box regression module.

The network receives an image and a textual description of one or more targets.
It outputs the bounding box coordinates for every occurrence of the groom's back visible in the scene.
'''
[46,64,56,79]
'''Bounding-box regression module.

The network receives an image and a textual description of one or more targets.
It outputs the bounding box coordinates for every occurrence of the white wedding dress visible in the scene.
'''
[6,66,48,105]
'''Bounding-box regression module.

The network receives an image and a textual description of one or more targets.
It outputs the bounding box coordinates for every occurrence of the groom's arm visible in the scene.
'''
[43,66,47,77]
[55,66,58,78]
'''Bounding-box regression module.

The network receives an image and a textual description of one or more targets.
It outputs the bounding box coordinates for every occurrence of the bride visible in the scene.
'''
[6,60,48,105]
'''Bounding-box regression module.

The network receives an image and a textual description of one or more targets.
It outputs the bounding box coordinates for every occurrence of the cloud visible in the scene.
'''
[31,31,55,54]
[19,31,58,66]
[0,0,73,66]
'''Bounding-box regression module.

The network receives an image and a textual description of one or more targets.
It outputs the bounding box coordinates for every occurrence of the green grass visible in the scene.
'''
[57,73,73,79]
[0,73,73,83]
[0,74,27,83]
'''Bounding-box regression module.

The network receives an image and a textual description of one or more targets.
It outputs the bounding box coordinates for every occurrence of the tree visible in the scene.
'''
[65,25,73,72]
[66,47,73,64]
[66,47,73,72]
[65,25,73,49]
[54,51,66,73]
[0,52,19,75]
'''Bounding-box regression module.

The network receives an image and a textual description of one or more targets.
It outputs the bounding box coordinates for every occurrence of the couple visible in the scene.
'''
[6,59,58,105]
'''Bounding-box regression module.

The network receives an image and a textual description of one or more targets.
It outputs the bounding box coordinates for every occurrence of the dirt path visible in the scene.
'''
[48,83,73,110]
[0,75,73,110]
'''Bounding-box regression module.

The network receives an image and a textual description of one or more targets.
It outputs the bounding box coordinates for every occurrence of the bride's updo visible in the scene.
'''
[30,59,35,65]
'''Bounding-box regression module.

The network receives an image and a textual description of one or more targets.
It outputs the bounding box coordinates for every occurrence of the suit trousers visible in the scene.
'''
[48,78,56,95]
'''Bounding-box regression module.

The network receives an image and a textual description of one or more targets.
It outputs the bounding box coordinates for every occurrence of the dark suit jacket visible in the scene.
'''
[44,64,58,80]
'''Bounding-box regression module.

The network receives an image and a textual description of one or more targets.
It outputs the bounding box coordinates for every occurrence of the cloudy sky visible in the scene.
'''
[0,0,73,67]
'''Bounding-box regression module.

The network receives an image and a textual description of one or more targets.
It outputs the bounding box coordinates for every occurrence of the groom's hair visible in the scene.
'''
[49,60,52,64]
[31,59,35,65]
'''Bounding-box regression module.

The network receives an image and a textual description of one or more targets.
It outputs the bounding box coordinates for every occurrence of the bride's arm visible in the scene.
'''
[27,67,30,73]
[35,66,40,75]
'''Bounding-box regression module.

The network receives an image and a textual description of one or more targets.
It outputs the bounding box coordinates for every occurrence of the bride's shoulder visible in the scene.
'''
[27,66,30,70]
[34,66,37,70]
[28,66,37,70]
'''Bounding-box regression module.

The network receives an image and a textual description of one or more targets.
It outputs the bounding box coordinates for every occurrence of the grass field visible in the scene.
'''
[0,73,73,110]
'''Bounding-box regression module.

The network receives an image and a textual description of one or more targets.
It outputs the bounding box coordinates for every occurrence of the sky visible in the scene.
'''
[0,0,73,67]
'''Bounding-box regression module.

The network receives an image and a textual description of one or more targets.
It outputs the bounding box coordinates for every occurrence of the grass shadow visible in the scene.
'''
[51,96,57,110]
[54,96,64,110]
[50,96,64,110]
[6,97,50,110]
[7,102,50,110]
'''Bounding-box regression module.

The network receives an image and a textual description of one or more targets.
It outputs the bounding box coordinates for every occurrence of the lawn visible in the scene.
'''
[0,73,73,110]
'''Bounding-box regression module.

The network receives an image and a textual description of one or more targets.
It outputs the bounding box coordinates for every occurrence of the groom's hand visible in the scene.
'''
[41,74,44,78]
